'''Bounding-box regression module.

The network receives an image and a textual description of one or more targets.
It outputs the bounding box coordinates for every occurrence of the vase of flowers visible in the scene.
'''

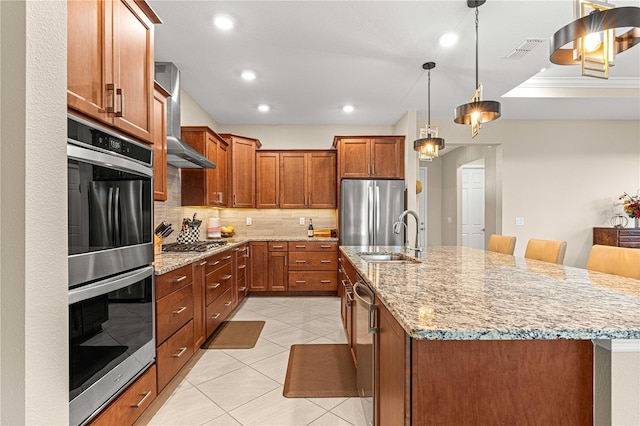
[619,191,640,228]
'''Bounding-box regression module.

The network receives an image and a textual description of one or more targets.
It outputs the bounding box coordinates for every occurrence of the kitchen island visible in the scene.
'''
[340,246,640,425]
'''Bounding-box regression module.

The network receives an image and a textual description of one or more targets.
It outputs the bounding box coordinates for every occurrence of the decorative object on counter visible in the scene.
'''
[550,1,640,79]
[619,190,639,228]
[177,214,201,244]
[307,218,314,238]
[414,61,445,161]
[610,214,629,228]
[207,217,221,239]
[154,222,174,254]
[453,0,501,138]
[220,225,235,238]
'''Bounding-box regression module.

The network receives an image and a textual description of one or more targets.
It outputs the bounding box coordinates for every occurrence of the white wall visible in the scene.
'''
[419,117,640,268]
[0,1,68,424]
[181,89,220,131]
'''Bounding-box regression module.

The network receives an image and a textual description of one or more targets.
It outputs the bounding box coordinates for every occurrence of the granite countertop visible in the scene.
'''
[153,236,338,275]
[340,246,640,341]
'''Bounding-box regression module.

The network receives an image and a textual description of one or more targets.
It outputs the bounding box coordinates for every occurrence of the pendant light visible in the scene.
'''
[414,62,445,161]
[550,1,640,79]
[454,0,501,138]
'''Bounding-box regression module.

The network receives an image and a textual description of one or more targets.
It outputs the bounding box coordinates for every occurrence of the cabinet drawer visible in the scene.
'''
[288,252,338,270]
[206,287,235,337]
[156,264,192,300]
[205,250,233,274]
[156,284,194,345]
[288,241,338,252]
[90,364,157,426]
[289,271,338,291]
[205,262,233,305]
[157,320,194,392]
[619,241,640,248]
[268,242,288,251]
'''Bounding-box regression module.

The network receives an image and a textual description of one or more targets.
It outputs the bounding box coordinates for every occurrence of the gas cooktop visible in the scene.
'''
[162,240,227,253]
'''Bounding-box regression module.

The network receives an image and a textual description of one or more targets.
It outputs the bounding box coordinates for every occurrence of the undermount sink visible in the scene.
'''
[358,252,421,263]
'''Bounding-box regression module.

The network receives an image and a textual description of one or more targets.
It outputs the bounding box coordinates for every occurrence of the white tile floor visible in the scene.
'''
[143,296,367,426]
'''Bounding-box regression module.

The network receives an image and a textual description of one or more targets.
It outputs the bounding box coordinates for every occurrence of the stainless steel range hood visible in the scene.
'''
[154,62,216,169]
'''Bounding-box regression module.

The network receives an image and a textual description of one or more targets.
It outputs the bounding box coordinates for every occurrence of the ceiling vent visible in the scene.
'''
[502,38,545,59]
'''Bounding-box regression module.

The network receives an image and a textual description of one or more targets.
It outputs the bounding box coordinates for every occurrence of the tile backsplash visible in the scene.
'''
[154,166,338,243]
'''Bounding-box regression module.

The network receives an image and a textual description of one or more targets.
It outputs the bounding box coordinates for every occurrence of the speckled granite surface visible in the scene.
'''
[340,246,640,341]
[153,237,338,275]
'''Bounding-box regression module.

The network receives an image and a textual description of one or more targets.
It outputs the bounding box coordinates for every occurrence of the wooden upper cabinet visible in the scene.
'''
[333,136,405,179]
[220,134,261,208]
[307,151,337,208]
[68,0,159,144]
[280,153,308,208]
[152,82,170,201]
[180,127,227,207]
[256,152,280,208]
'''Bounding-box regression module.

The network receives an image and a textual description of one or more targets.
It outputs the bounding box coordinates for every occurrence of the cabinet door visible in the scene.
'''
[205,133,219,205]
[268,251,288,291]
[231,138,256,207]
[192,259,207,349]
[339,138,371,178]
[307,151,336,208]
[216,140,228,206]
[67,0,113,125]
[152,85,168,201]
[256,152,280,208]
[280,153,307,208]
[249,242,268,291]
[371,138,404,179]
[112,0,154,143]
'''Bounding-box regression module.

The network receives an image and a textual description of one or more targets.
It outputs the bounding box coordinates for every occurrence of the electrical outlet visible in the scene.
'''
[246,217,252,226]
[299,217,305,225]
[515,217,525,226]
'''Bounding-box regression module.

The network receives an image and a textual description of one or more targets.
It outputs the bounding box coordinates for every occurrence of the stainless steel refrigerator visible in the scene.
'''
[340,179,405,246]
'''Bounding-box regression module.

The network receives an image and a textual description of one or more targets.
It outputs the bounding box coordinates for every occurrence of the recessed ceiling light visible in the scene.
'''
[241,70,256,81]
[438,32,458,47]
[342,105,355,113]
[213,14,234,31]
[258,104,270,112]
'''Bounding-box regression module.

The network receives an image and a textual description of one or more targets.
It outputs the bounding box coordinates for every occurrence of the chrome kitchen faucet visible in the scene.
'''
[393,210,423,259]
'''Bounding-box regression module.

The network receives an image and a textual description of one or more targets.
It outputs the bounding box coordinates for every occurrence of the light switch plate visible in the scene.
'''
[299,217,305,225]
[246,217,252,226]
[515,217,525,226]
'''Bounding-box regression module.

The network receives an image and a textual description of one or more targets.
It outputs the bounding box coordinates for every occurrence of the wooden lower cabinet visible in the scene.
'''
[155,284,194,344]
[288,271,337,291]
[288,241,338,292]
[235,243,249,302]
[157,320,194,392]
[593,227,640,248]
[204,250,235,337]
[89,364,157,426]
[249,242,268,291]
[205,287,235,334]
[268,251,288,291]
[192,258,208,349]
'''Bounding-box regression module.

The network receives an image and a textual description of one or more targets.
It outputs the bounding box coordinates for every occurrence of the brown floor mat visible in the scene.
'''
[201,321,265,349]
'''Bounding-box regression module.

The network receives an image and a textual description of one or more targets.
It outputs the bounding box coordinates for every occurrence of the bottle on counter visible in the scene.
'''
[307,218,314,238]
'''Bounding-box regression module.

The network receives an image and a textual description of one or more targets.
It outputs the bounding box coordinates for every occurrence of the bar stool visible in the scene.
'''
[587,245,640,280]
[524,239,567,265]
[487,235,516,255]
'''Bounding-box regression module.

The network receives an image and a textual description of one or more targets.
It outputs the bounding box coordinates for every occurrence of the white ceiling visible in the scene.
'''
[150,0,640,126]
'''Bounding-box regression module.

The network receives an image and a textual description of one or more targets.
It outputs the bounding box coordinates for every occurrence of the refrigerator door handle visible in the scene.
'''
[368,184,374,246]
[375,184,380,247]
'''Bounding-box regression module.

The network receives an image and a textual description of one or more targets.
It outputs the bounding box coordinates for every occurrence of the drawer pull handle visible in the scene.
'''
[211,260,220,266]
[211,313,221,320]
[173,306,187,315]
[238,265,246,270]
[238,287,247,291]
[222,255,232,260]
[295,245,306,248]
[272,245,284,249]
[172,275,187,283]
[173,347,187,358]
[320,280,331,283]
[224,301,233,307]
[243,254,250,258]
[296,280,306,284]
[132,391,152,408]
[320,260,332,263]
[295,260,306,263]
[222,274,232,280]
[209,283,221,289]
[198,261,207,266]
[320,245,332,248]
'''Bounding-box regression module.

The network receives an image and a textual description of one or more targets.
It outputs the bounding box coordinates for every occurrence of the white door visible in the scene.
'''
[461,166,485,249]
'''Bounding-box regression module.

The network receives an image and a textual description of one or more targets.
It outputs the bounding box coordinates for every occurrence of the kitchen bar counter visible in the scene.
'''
[154,237,338,275]
[340,245,640,340]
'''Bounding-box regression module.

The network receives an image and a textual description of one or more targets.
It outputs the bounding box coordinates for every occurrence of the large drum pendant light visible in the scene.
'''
[414,62,445,161]
[454,0,501,138]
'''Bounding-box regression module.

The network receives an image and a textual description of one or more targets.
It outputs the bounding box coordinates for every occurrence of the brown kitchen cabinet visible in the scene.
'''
[180,126,229,207]
[204,249,235,337]
[67,0,159,144]
[192,258,208,349]
[340,254,357,362]
[287,242,338,292]
[256,152,280,208]
[593,227,640,248]
[249,242,268,292]
[220,134,262,208]
[89,364,157,426]
[268,242,289,291]
[234,243,250,302]
[333,136,405,179]
[152,82,170,201]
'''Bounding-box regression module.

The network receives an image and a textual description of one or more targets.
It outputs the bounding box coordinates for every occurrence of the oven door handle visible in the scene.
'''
[67,143,153,178]
[68,266,153,304]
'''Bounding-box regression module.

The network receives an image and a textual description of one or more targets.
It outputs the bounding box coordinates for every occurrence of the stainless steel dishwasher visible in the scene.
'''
[353,280,377,426]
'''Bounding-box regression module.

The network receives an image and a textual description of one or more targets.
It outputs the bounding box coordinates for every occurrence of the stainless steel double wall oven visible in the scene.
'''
[67,115,155,426]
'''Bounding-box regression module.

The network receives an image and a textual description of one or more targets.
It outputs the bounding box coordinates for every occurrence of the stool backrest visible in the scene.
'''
[524,239,567,265]
[487,235,516,255]
[587,245,640,280]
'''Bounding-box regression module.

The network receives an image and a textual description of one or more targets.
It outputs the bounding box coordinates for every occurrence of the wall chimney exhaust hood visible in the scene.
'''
[154,62,216,169]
